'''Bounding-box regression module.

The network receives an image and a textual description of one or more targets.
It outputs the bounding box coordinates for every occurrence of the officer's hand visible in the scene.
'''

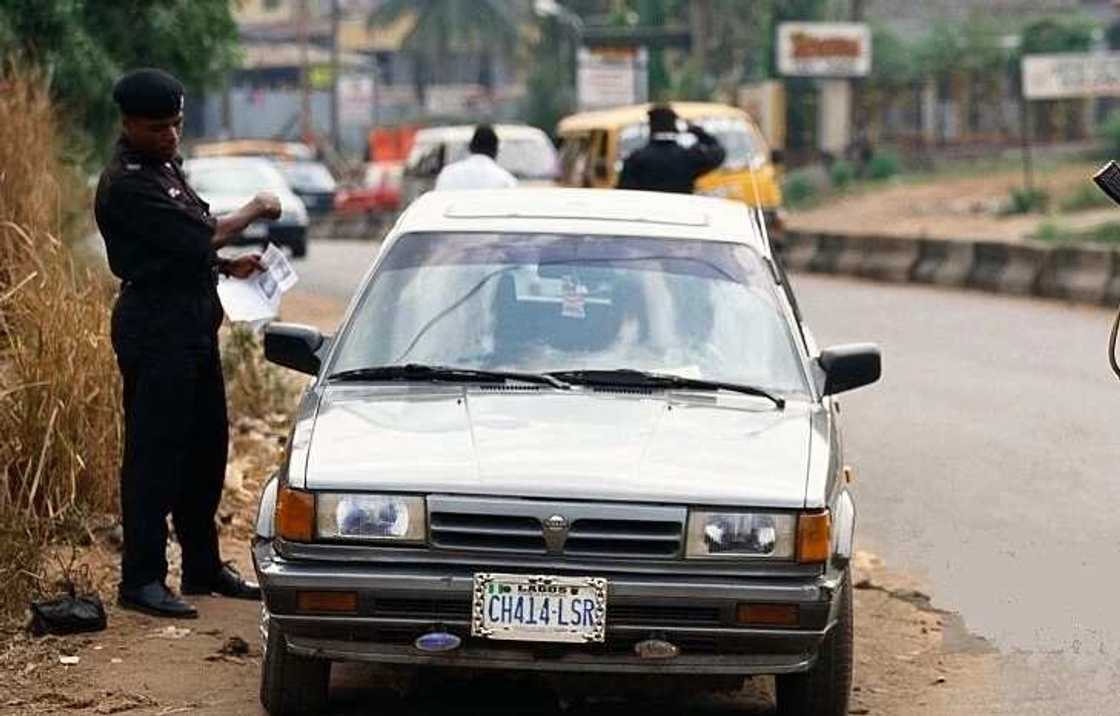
[225,254,265,279]
[252,192,282,221]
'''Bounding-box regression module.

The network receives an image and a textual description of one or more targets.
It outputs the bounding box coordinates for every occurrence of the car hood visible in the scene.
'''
[301,386,814,508]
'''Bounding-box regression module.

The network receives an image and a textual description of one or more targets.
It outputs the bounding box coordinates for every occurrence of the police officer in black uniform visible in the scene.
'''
[95,69,279,618]
[617,104,726,194]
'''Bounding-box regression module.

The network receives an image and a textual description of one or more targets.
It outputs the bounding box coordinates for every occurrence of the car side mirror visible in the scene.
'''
[818,343,881,396]
[264,322,328,375]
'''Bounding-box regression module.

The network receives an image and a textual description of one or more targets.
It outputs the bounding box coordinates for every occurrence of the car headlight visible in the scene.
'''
[315,494,426,543]
[685,510,796,559]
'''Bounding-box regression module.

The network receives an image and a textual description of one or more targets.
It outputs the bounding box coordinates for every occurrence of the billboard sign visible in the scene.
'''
[577,47,649,110]
[777,22,871,78]
[1022,53,1120,100]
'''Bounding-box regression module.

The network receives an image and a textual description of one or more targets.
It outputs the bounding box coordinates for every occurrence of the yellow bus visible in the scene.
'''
[556,102,783,227]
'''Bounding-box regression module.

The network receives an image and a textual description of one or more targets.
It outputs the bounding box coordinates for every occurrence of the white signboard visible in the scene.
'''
[777,22,871,78]
[578,47,649,110]
[338,75,374,124]
[1022,53,1120,100]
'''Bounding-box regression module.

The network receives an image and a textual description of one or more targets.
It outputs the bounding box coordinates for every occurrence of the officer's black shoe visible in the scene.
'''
[118,582,199,619]
[182,562,261,600]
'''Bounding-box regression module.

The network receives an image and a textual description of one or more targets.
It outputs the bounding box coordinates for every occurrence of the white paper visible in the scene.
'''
[216,244,299,323]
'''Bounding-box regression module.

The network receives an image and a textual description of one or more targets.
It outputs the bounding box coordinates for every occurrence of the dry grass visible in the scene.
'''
[0,67,121,617]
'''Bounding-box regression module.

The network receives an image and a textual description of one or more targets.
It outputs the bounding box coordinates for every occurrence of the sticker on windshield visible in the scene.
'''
[560,276,587,319]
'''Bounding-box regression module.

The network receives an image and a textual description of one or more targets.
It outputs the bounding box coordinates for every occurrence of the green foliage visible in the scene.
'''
[782,171,818,208]
[0,0,240,154]
[1098,111,1120,158]
[869,24,916,90]
[1020,16,1095,55]
[1059,183,1112,213]
[1034,221,1120,244]
[373,0,522,100]
[829,160,856,189]
[867,150,901,181]
[1004,187,1051,215]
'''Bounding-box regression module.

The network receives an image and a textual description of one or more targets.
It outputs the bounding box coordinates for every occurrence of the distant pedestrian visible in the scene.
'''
[434,125,518,190]
[617,104,726,194]
[95,68,274,618]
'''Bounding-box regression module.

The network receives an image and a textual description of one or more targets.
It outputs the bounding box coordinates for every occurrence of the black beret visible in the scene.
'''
[112,68,184,118]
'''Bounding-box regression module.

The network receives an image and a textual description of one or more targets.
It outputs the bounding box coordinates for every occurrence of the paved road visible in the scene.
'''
[291,240,1120,712]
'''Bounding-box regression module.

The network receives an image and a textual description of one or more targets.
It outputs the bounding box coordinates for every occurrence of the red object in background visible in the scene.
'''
[369,126,417,162]
[334,160,403,216]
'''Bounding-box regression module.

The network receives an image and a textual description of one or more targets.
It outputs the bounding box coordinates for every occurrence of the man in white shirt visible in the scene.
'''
[434,125,518,191]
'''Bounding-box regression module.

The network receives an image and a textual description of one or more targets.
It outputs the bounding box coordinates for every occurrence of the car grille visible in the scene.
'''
[427,496,686,560]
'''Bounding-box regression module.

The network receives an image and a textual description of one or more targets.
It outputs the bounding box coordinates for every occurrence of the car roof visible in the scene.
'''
[557,102,750,134]
[412,124,552,144]
[391,188,769,254]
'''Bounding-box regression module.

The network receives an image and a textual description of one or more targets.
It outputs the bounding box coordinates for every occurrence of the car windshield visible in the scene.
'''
[329,233,808,394]
[188,162,288,195]
[279,161,336,191]
[619,117,763,171]
[433,135,559,179]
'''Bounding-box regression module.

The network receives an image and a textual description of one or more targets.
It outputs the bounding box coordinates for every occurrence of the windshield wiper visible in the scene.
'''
[546,369,785,409]
[327,364,571,390]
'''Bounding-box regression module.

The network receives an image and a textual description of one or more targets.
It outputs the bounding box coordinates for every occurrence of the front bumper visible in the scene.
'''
[253,540,841,676]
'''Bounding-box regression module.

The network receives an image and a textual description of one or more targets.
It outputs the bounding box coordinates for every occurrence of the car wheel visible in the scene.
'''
[775,569,853,716]
[259,621,330,715]
[289,240,307,259]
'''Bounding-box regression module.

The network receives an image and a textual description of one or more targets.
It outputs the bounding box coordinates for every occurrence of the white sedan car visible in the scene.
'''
[254,189,880,715]
[183,156,310,257]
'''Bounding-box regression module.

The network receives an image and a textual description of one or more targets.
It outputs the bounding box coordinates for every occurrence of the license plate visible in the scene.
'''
[242,223,267,239]
[472,573,607,643]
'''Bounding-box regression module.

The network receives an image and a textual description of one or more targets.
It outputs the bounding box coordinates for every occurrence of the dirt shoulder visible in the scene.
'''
[787,161,1105,243]
[0,292,1000,715]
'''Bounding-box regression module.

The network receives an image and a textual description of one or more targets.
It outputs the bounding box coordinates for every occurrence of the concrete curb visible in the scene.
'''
[778,230,1120,307]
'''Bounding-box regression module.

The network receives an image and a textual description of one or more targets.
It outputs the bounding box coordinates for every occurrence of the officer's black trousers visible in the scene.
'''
[113,334,229,590]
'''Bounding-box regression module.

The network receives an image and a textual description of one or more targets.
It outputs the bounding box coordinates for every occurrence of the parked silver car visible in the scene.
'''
[253,189,880,715]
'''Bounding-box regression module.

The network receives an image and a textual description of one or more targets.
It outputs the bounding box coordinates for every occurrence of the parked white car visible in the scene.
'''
[183,156,310,257]
[254,188,880,715]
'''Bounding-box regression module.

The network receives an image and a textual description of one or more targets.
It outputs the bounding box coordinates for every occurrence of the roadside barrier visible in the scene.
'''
[778,230,1120,307]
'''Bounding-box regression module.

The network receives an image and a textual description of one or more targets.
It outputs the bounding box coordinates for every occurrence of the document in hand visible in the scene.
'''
[216,243,299,323]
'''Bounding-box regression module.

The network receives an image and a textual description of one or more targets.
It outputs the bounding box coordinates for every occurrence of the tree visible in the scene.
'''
[0,0,240,155]
[370,0,524,108]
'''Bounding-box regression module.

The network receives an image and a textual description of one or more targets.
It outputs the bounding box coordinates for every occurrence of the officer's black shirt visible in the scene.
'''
[617,126,727,194]
[95,137,223,351]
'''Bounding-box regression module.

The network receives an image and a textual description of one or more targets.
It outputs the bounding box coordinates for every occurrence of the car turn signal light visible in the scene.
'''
[797,511,831,564]
[736,603,800,627]
[276,485,314,542]
[296,590,358,614]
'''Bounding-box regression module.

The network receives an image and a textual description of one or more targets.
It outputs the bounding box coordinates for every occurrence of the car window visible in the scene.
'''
[618,117,762,170]
[278,161,336,191]
[439,135,558,180]
[187,161,289,194]
[330,233,808,394]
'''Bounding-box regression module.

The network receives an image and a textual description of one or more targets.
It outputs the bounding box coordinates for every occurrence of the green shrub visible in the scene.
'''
[1058,183,1112,213]
[867,150,901,181]
[1004,187,1050,215]
[829,159,856,189]
[1033,221,1062,242]
[782,171,818,208]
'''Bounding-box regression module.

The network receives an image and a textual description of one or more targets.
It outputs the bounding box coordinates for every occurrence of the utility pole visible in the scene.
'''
[330,0,341,152]
[298,0,311,143]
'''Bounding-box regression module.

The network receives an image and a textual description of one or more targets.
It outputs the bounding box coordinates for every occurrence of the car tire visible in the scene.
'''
[290,240,307,259]
[775,569,853,716]
[259,621,330,715]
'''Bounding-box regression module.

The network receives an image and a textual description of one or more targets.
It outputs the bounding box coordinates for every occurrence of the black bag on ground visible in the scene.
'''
[28,588,108,636]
